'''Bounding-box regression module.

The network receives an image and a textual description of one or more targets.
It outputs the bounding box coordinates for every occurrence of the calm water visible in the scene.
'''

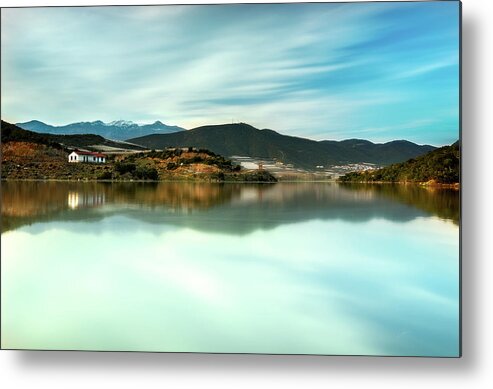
[1,181,459,356]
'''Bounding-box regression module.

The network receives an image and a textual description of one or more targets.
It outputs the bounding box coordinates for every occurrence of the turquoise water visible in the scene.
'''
[1,182,459,356]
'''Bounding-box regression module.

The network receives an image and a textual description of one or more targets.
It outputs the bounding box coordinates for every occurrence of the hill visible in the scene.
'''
[1,121,275,182]
[2,120,112,180]
[2,120,145,151]
[127,123,435,170]
[2,120,65,149]
[338,141,460,185]
[16,119,185,141]
[109,148,277,182]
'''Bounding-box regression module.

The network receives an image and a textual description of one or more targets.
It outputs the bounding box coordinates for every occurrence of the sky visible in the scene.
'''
[1,2,460,145]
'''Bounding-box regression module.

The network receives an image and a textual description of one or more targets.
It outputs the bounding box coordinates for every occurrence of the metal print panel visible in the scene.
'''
[0,1,461,357]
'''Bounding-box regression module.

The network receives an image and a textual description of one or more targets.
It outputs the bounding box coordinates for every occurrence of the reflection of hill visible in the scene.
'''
[1,181,459,235]
[1,181,107,232]
[108,182,241,210]
[1,181,240,232]
[339,183,459,224]
[153,184,449,235]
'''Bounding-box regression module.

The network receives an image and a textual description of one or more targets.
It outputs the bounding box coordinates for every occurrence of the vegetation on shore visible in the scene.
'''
[103,148,277,182]
[338,142,459,186]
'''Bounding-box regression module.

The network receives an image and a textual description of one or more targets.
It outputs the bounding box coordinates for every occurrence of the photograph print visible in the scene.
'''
[0,1,460,357]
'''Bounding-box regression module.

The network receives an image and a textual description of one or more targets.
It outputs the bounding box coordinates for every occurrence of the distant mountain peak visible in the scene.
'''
[15,119,185,141]
[16,119,48,125]
[25,119,46,124]
[388,139,413,145]
[15,119,53,130]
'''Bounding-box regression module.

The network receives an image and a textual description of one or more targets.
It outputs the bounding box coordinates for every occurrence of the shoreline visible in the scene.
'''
[0,177,278,184]
[338,180,460,190]
[1,177,458,187]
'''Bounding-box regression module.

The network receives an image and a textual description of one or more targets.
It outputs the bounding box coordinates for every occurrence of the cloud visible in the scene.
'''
[2,216,458,354]
[1,2,459,144]
[394,57,459,80]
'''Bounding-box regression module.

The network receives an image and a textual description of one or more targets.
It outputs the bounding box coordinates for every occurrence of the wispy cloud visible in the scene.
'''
[392,56,459,80]
[1,2,459,145]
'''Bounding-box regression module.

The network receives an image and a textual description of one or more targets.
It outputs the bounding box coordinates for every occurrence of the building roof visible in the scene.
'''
[71,150,106,157]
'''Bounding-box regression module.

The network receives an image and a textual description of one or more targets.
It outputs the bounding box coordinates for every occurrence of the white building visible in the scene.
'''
[68,150,106,163]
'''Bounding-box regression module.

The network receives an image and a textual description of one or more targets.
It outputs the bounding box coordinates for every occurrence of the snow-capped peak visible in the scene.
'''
[107,120,136,127]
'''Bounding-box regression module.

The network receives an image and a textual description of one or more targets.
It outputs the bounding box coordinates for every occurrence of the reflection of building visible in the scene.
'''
[67,191,106,209]
[68,150,106,163]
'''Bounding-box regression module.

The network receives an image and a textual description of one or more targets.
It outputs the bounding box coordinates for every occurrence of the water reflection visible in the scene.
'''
[1,181,459,356]
[339,183,460,224]
[1,181,459,234]
[67,190,105,209]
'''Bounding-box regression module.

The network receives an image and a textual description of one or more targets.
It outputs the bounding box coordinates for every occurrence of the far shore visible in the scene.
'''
[1,177,459,188]
[0,177,280,184]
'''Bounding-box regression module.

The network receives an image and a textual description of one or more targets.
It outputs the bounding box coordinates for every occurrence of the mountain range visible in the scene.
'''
[7,120,438,170]
[2,120,145,151]
[16,119,185,141]
[128,123,436,169]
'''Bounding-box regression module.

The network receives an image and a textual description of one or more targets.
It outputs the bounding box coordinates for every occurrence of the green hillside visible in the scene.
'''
[127,123,435,170]
[339,142,460,184]
[1,120,65,149]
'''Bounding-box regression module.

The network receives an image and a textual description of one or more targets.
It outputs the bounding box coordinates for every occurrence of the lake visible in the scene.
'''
[1,181,460,356]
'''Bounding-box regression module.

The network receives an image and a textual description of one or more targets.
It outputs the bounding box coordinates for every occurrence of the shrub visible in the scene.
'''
[97,171,113,180]
[114,162,136,175]
[134,166,159,180]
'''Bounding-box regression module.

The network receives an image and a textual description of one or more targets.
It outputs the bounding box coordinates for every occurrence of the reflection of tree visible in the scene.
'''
[109,182,241,211]
[1,182,246,232]
[1,181,110,232]
[2,181,68,217]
